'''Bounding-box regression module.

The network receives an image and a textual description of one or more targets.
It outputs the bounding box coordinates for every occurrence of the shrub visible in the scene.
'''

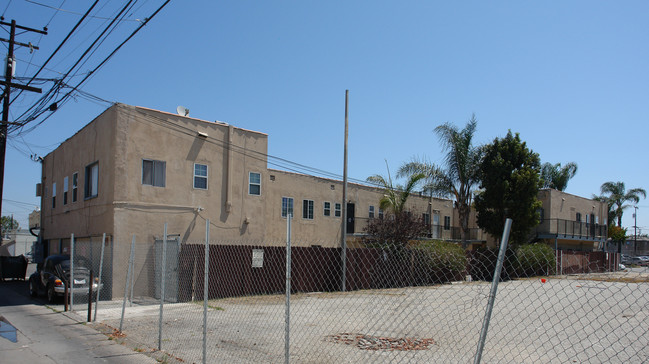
[412,240,467,284]
[515,243,555,277]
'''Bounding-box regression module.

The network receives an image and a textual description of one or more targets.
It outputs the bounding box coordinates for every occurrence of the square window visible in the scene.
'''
[249,172,261,195]
[85,162,99,199]
[303,200,314,220]
[334,203,342,217]
[142,159,166,187]
[324,202,331,216]
[194,163,208,189]
[282,197,294,218]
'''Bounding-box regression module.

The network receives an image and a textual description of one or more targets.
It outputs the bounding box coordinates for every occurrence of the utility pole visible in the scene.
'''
[0,19,46,236]
[634,206,638,256]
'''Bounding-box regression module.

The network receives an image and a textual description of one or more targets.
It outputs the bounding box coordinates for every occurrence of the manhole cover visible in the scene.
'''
[325,332,434,351]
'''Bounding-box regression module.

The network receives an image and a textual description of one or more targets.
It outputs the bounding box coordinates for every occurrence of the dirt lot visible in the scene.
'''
[76,271,649,363]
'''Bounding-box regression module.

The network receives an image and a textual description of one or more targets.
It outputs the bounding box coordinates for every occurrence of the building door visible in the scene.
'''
[346,203,355,234]
[433,212,440,239]
[155,235,181,303]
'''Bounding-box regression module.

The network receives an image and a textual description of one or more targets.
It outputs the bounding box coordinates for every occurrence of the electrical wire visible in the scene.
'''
[25,0,146,23]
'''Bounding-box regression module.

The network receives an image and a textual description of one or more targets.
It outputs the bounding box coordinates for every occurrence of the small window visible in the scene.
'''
[63,177,69,205]
[369,205,375,218]
[282,197,294,218]
[72,172,78,203]
[142,159,166,187]
[194,163,208,189]
[334,203,342,217]
[249,172,261,195]
[576,212,582,222]
[85,162,99,199]
[303,200,314,220]
[323,202,331,216]
[52,182,56,208]
[379,208,384,219]
[422,213,430,225]
[538,208,544,223]
[444,216,451,230]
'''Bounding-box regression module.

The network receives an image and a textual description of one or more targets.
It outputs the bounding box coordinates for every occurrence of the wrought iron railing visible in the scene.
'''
[535,218,607,240]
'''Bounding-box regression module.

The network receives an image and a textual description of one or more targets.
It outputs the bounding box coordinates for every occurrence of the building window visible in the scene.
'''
[72,172,78,203]
[444,216,451,230]
[422,213,430,225]
[369,205,375,218]
[63,177,68,205]
[142,159,166,187]
[194,163,208,189]
[85,162,99,199]
[324,202,331,216]
[303,200,314,220]
[282,197,294,218]
[379,208,384,219]
[335,203,342,217]
[249,172,261,195]
[52,182,56,208]
[538,208,544,223]
[576,212,582,222]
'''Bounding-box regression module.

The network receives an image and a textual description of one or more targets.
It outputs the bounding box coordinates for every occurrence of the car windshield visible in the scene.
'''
[58,258,91,270]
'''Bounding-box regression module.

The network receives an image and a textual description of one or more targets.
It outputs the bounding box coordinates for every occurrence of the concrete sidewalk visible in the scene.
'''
[0,281,159,364]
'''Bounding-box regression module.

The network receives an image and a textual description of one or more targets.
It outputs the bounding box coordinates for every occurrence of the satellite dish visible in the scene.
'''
[176,106,190,116]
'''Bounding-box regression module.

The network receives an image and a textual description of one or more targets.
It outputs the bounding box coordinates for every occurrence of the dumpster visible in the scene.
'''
[0,255,28,281]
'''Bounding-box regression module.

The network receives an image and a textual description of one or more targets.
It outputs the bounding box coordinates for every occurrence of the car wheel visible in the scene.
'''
[29,279,38,298]
[47,284,57,304]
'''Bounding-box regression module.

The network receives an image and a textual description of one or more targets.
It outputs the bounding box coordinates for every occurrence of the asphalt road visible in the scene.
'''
[0,279,158,364]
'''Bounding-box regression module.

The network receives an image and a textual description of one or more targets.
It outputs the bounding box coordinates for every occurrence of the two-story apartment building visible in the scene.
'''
[38,104,465,295]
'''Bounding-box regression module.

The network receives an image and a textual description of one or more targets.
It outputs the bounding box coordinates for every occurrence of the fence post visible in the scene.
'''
[120,235,136,332]
[70,233,75,310]
[93,233,106,322]
[203,220,210,364]
[474,218,512,364]
[158,223,168,351]
[285,213,292,364]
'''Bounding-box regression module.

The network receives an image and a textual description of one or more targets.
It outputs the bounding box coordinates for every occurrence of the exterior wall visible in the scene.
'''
[110,105,269,248]
[40,106,118,246]
[263,169,455,247]
[538,189,607,226]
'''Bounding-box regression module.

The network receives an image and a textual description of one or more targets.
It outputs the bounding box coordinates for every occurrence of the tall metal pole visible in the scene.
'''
[70,233,75,310]
[203,220,210,364]
[474,218,513,364]
[341,90,349,292]
[285,213,292,364]
[634,206,638,256]
[94,233,106,322]
[158,223,168,350]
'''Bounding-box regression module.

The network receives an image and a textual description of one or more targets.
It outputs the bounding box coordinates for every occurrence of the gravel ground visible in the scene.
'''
[75,271,649,364]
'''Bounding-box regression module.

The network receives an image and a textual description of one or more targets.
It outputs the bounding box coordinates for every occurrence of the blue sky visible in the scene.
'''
[3,1,648,234]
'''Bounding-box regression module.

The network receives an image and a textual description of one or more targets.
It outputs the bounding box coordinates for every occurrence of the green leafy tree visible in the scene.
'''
[597,182,646,227]
[608,225,627,254]
[428,115,483,246]
[474,131,542,245]
[366,161,425,215]
[1,216,20,236]
[540,162,578,191]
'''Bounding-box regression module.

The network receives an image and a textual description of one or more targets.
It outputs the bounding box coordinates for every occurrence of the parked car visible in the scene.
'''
[28,254,102,303]
[638,256,649,267]
[621,254,631,264]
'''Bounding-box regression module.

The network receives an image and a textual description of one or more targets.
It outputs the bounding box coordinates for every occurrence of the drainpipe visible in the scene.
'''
[225,125,233,213]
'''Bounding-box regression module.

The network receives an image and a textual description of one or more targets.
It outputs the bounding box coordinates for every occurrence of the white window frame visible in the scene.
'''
[369,205,375,218]
[303,199,314,220]
[282,197,294,218]
[334,203,342,217]
[193,163,208,190]
[323,202,331,216]
[249,172,261,196]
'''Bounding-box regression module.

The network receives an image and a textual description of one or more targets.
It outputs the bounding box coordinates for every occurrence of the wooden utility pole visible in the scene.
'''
[0,19,46,234]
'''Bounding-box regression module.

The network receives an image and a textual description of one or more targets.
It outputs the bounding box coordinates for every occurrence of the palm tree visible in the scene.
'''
[598,181,646,227]
[367,161,425,215]
[540,162,578,191]
[432,115,483,245]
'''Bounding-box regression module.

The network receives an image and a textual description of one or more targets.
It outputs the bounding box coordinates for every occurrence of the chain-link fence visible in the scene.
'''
[67,221,649,363]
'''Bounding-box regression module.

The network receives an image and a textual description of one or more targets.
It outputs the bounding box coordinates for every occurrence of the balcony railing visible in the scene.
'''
[535,218,607,240]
